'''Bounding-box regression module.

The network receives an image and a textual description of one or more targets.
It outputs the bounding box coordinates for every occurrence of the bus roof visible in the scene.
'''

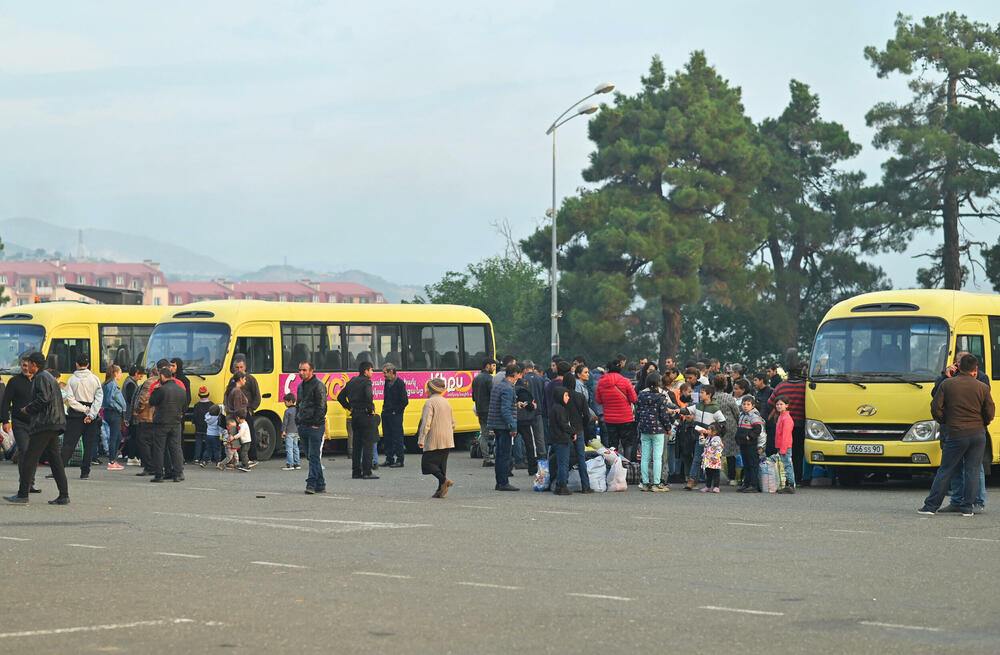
[156,299,492,326]
[0,301,169,324]
[822,289,1000,324]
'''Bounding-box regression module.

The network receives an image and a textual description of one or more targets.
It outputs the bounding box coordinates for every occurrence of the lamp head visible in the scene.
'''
[577,103,599,115]
[594,82,615,94]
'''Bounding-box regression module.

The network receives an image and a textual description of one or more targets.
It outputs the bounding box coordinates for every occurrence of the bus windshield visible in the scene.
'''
[810,316,949,382]
[144,322,230,375]
[0,324,44,373]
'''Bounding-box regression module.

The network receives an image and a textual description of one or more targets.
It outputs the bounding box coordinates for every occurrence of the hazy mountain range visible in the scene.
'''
[0,217,425,302]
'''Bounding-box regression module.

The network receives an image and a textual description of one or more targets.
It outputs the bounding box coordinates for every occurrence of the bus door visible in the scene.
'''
[232,323,276,406]
[955,316,987,374]
[46,324,93,380]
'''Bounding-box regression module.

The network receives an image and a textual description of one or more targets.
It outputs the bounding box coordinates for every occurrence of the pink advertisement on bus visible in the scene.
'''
[278,370,474,402]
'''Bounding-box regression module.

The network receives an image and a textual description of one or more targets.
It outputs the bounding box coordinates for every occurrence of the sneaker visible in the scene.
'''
[961,510,975,517]
[728,480,738,486]
[938,504,963,514]
[482,460,494,468]
[700,487,710,493]
[579,488,595,494]
[305,487,316,495]
[712,487,721,493]
[639,483,651,492]
[973,504,986,514]
[778,486,795,494]
[198,461,206,469]
[917,508,936,515]
[653,484,670,492]
[282,466,295,471]
[684,478,695,490]
[294,465,301,470]
[495,483,519,491]
[3,495,28,505]
[237,466,251,472]
[48,496,70,505]
[247,461,258,468]
[217,463,225,470]
[79,474,90,480]
[126,458,140,466]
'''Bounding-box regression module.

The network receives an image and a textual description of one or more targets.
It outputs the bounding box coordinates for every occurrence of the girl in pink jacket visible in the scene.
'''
[774,397,796,492]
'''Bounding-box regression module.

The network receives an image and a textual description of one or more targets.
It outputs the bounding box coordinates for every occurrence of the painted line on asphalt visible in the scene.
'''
[228,515,432,528]
[727,522,769,527]
[386,500,419,504]
[632,516,668,521]
[458,505,494,510]
[354,571,412,579]
[947,536,1000,543]
[539,510,581,516]
[66,543,106,550]
[831,529,874,534]
[155,552,206,559]
[251,561,305,569]
[252,491,284,496]
[859,621,942,632]
[0,618,204,639]
[184,487,218,492]
[316,495,352,500]
[0,536,30,541]
[567,593,631,601]
[153,512,429,534]
[699,605,784,616]
[457,582,522,590]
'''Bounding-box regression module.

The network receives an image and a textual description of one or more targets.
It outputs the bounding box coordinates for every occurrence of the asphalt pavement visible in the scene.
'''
[0,452,998,654]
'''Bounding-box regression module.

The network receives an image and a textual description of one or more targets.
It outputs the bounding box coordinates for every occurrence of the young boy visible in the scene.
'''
[736,396,765,493]
[234,409,252,472]
[218,416,241,470]
[192,387,214,467]
[204,404,223,465]
[281,392,300,471]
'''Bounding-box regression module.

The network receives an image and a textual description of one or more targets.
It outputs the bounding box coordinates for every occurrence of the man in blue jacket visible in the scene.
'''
[487,364,520,491]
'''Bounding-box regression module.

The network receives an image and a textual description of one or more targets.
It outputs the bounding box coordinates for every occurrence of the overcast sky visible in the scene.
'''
[1,1,999,289]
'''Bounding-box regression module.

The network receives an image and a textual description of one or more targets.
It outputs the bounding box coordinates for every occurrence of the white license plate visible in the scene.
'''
[845,444,884,455]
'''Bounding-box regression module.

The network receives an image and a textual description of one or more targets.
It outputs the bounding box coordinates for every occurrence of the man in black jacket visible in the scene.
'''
[295,361,328,494]
[226,356,262,461]
[2,356,41,494]
[381,363,409,468]
[149,366,187,483]
[471,358,496,466]
[5,351,69,505]
[338,361,378,480]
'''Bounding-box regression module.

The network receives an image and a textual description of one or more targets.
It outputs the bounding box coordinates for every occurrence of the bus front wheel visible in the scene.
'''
[254,415,279,460]
[836,468,864,488]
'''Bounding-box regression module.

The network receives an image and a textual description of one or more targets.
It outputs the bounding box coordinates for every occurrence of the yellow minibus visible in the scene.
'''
[0,301,168,381]
[806,289,999,485]
[143,300,495,459]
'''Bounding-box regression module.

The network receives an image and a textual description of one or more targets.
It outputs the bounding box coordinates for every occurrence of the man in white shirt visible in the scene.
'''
[61,354,104,480]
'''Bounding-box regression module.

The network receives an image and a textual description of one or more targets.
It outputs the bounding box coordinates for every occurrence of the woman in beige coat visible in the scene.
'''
[418,378,455,498]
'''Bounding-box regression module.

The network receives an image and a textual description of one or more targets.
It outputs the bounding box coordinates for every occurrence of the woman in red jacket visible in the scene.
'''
[595,361,638,459]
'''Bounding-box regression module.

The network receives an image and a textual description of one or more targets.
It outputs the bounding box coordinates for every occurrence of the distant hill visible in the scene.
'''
[239,265,423,303]
[0,217,235,277]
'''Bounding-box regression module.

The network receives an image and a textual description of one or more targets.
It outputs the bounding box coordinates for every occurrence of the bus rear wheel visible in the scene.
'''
[254,415,279,460]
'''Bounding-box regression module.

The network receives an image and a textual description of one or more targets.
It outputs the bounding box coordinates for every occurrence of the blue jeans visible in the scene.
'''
[688,441,705,481]
[553,442,570,485]
[493,428,513,486]
[640,433,664,485]
[104,411,122,461]
[192,430,207,461]
[285,434,300,467]
[949,460,987,507]
[667,440,681,476]
[204,434,221,461]
[778,451,795,486]
[301,424,325,490]
[512,433,525,464]
[924,433,987,512]
[571,435,591,491]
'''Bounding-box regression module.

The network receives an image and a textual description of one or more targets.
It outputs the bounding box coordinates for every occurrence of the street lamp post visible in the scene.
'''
[545,82,614,357]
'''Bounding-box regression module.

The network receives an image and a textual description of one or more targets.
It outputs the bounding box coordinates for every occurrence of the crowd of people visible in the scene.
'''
[0,347,991,513]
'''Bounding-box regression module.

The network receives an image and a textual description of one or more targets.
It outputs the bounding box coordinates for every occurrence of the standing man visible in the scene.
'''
[381,363,408,468]
[766,363,783,390]
[61,354,103,480]
[487,364,520,492]
[471,358,496,466]
[5,351,69,505]
[132,366,158,475]
[931,350,991,513]
[338,362,379,480]
[2,356,41,494]
[920,354,994,516]
[494,355,516,386]
[148,366,187,482]
[295,361,328,494]
[522,361,548,461]
[226,357,261,461]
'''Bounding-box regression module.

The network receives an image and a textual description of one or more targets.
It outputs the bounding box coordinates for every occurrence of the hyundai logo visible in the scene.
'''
[857,404,878,417]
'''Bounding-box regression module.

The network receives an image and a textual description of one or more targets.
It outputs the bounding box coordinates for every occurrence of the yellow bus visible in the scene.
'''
[143,300,495,459]
[805,289,1000,485]
[0,301,168,381]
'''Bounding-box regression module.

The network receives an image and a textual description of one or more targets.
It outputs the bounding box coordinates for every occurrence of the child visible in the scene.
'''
[548,389,576,496]
[774,396,795,493]
[673,385,726,490]
[192,387,214,467]
[217,417,241,470]
[736,396,765,493]
[700,423,724,492]
[204,404,223,465]
[281,393,300,471]
[234,409,252,472]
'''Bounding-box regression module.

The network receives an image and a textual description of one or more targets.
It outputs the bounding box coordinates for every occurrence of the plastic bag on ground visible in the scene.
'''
[587,456,607,492]
[533,459,550,492]
[606,457,627,492]
[567,468,583,492]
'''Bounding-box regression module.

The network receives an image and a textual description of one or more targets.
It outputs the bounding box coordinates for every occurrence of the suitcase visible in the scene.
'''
[625,460,642,485]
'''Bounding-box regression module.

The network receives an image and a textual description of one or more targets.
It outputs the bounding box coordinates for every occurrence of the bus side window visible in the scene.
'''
[956,334,986,374]
[234,337,274,374]
[48,338,90,375]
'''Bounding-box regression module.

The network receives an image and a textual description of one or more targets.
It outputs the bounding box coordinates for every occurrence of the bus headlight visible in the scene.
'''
[902,421,939,442]
[806,419,834,441]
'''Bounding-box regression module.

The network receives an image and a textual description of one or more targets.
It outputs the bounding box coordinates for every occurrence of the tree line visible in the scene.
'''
[416,12,1000,367]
